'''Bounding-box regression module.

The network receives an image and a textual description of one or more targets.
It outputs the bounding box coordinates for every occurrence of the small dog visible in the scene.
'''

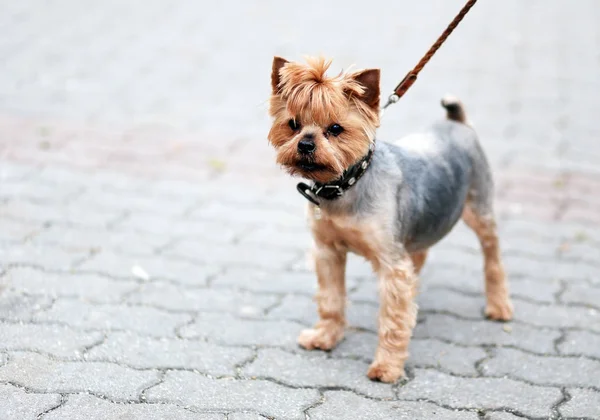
[267,56,513,383]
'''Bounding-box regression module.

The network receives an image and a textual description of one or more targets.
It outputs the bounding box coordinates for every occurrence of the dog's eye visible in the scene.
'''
[288,119,301,131]
[327,124,344,136]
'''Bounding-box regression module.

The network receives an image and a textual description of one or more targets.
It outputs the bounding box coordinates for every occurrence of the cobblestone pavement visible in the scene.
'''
[1,0,600,419]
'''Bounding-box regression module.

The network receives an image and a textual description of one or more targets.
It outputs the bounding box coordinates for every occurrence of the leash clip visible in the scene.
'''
[382,93,399,111]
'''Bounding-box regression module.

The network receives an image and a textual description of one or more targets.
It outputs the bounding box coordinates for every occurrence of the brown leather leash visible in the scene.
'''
[382,0,478,111]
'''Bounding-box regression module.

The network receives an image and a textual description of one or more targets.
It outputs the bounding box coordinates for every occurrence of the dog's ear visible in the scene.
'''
[271,56,289,94]
[351,69,380,109]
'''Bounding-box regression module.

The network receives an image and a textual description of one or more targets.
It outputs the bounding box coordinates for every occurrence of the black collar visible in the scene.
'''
[296,142,375,206]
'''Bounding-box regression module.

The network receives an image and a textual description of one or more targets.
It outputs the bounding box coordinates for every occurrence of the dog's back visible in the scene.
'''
[383,98,489,251]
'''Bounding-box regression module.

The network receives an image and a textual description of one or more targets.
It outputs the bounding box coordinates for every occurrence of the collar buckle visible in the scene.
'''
[296,182,320,206]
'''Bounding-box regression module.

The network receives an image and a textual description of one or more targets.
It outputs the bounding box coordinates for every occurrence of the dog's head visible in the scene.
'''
[267,56,380,183]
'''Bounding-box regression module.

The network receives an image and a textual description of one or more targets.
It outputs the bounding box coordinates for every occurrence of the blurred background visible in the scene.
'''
[2,0,599,178]
[1,1,600,419]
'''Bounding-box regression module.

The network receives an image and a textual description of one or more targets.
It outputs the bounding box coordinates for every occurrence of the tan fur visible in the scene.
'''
[297,241,346,350]
[410,250,428,274]
[462,205,513,320]
[268,57,380,183]
[368,256,417,382]
[268,56,511,384]
[300,211,416,381]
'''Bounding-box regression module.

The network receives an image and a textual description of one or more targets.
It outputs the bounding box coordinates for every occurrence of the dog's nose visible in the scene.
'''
[298,138,316,154]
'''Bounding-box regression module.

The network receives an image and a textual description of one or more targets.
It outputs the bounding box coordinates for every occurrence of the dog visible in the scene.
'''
[267,56,513,383]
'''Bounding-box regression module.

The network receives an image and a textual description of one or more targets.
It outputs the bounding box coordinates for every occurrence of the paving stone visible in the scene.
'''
[166,240,299,270]
[269,294,378,331]
[498,232,564,260]
[0,199,123,229]
[146,370,320,420]
[33,226,171,256]
[179,312,303,348]
[561,283,600,309]
[0,322,102,358]
[228,413,268,420]
[2,0,600,417]
[515,300,600,332]
[309,390,479,420]
[417,288,485,318]
[237,224,312,252]
[77,251,219,285]
[414,314,561,354]
[0,180,80,203]
[75,189,197,218]
[397,369,562,418]
[0,383,61,420]
[423,276,561,304]
[0,218,42,243]
[0,162,36,182]
[129,282,278,316]
[503,254,598,284]
[37,167,150,193]
[484,413,526,420]
[114,212,242,242]
[35,299,191,337]
[482,347,600,388]
[0,291,52,322]
[243,348,393,399]
[357,265,561,305]
[507,278,563,304]
[425,247,484,272]
[190,202,305,229]
[87,331,252,375]
[145,179,215,199]
[290,253,375,278]
[415,288,600,332]
[214,268,320,294]
[4,267,138,303]
[558,330,600,359]
[352,263,467,301]
[333,333,486,376]
[1,243,90,270]
[560,389,600,419]
[44,394,225,420]
[215,267,363,295]
[349,278,379,303]
[501,219,600,244]
[0,352,159,401]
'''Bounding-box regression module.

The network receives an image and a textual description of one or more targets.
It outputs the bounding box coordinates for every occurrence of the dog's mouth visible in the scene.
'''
[296,160,327,172]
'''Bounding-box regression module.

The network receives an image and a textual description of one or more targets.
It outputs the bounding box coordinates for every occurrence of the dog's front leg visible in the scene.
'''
[298,243,347,351]
[367,254,417,383]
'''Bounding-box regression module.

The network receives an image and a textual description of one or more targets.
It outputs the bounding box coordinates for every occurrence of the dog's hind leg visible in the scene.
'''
[442,95,513,321]
[461,153,513,321]
[462,203,513,321]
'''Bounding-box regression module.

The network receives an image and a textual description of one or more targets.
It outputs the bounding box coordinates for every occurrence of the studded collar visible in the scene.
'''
[296,142,375,206]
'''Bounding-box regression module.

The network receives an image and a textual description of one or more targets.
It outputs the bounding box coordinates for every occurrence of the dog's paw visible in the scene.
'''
[485,299,514,321]
[297,326,343,351]
[367,361,406,383]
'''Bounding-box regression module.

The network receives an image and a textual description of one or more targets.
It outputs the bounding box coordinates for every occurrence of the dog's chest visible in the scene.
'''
[310,213,386,260]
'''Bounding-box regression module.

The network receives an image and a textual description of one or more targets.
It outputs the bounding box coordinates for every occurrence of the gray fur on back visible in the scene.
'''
[319,119,494,253]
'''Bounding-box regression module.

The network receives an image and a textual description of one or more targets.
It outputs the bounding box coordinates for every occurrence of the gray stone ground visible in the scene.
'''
[1,0,600,419]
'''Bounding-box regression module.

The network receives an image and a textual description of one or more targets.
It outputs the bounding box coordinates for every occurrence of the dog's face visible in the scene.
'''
[268,56,381,183]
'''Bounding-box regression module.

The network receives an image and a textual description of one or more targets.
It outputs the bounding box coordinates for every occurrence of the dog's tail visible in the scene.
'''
[441,95,468,125]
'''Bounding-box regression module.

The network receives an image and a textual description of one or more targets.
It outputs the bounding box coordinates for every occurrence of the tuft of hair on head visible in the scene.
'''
[270,56,381,125]
[441,95,468,124]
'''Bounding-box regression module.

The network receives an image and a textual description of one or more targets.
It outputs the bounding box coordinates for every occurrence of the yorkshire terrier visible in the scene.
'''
[267,56,513,383]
